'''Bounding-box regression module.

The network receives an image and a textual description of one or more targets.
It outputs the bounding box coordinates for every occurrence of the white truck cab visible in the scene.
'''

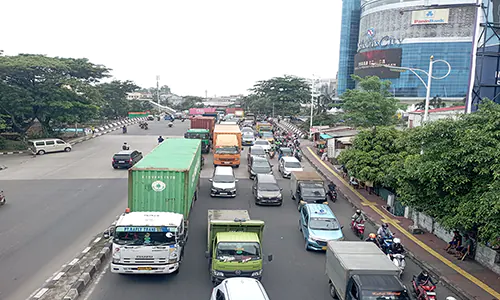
[109,210,187,274]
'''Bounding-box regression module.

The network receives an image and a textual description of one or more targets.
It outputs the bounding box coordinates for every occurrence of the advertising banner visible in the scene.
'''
[354,48,402,79]
[411,9,450,25]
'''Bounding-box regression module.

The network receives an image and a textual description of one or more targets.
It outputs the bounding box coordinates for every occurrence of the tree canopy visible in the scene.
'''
[173,96,204,111]
[244,75,310,115]
[340,75,399,128]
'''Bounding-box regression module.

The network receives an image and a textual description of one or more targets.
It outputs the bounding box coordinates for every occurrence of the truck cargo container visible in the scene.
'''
[190,116,216,136]
[128,111,149,119]
[213,124,242,148]
[326,241,409,300]
[214,135,241,167]
[109,138,202,275]
[290,171,327,210]
[226,107,243,114]
[205,210,271,286]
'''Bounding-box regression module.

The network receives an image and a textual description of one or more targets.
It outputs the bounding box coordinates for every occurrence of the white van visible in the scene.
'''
[29,138,72,155]
[209,166,238,197]
[210,278,270,300]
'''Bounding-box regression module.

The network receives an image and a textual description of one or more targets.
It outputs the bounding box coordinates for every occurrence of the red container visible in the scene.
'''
[190,116,215,135]
[225,108,243,114]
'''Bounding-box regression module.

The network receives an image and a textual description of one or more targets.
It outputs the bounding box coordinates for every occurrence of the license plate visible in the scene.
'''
[223,162,231,164]
[426,292,436,296]
[137,267,152,270]
[119,161,125,163]
[321,246,327,250]
[220,193,227,195]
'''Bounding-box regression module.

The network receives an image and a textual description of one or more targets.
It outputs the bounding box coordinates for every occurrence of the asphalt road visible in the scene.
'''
[0,118,185,300]
[81,120,458,300]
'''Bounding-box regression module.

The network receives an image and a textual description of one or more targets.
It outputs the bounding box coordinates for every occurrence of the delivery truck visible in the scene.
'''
[326,241,409,300]
[290,171,328,210]
[214,134,241,167]
[109,138,202,275]
[185,128,211,153]
[213,124,242,148]
[190,116,216,137]
[205,209,272,286]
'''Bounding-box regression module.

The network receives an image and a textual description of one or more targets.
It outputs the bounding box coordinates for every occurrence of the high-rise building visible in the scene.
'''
[337,0,362,96]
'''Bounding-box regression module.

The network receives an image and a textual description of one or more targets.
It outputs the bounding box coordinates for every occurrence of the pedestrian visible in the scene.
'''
[321,151,328,161]
[445,231,462,253]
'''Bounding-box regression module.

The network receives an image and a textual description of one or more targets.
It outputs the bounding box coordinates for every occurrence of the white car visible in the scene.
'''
[278,156,303,178]
[241,127,254,134]
[254,139,271,152]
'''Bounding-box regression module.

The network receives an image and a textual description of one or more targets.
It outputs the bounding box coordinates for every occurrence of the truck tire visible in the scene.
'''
[234,164,240,168]
[329,282,338,299]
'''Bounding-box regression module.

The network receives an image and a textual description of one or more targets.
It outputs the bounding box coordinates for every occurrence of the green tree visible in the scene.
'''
[415,96,446,110]
[392,100,500,244]
[174,95,204,111]
[247,75,310,115]
[98,80,139,119]
[338,126,405,187]
[340,75,399,128]
[0,54,109,134]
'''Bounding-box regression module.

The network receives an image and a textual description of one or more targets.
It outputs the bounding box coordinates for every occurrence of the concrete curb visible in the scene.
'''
[27,235,112,300]
[0,117,146,156]
[301,151,472,300]
[278,120,307,138]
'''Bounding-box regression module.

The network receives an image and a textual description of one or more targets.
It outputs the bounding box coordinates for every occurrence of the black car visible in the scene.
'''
[112,150,143,169]
[248,156,273,179]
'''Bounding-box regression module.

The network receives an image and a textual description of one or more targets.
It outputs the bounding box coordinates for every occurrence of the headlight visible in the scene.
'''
[229,189,237,192]
[112,258,120,264]
[309,234,320,242]
[257,193,263,199]
[170,252,178,259]
[213,270,224,277]
[251,270,262,277]
[211,188,217,192]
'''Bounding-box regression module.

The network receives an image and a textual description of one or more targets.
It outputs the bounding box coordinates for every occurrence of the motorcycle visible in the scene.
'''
[269,149,276,159]
[0,191,6,206]
[327,190,337,202]
[388,253,406,278]
[181,118,185,122]
[351,220,365,239]
[380,235,395,254]
[168,123,173,128]
[412,276,437,300]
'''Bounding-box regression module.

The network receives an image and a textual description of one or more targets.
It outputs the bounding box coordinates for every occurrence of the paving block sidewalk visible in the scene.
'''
[300,142,500,300]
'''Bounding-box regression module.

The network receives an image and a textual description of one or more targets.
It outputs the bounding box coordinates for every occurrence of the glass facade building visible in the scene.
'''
[337,0,361,96]
[353,0,477,100]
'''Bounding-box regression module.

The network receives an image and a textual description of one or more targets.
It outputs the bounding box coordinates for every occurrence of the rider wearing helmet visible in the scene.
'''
[377,223,393,239]
[351,209,365,224]
[122,142,130,150]
[416,270,435,287]
[158,136,164,144]
[389,238,405,254]
[365,233,381,248]
[327,181,336,193]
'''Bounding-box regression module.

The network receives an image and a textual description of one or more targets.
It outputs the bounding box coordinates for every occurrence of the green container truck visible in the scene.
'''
[205,209,272,285]
[128,111,148,119]
[109,138,201,275]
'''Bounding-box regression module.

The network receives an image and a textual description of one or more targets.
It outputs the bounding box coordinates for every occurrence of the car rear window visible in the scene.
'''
[114,154,131,159]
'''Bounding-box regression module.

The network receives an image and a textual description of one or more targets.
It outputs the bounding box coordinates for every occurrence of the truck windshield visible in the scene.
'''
[216,242,261,262]
[302,187,326,197]
[309,217,340,230]
[114,229,177,246]
[362,291,410,300]
[186,132,209,140]
[215,146,239,154]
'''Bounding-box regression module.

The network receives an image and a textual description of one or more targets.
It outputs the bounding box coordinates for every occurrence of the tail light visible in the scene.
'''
[129,158,133,163]
[112,158,115,162]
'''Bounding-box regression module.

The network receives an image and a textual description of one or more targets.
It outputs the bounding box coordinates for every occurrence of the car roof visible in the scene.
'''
[282,156,299,162]
[115,150,134,155]
[253,156,269,162]
[255,139,269,143]
[304,204,336,219]
[214,166,234,175]
[221,277,269,300]
[256,174,276,183]
[29,138,61,142]
[250,146,265,151]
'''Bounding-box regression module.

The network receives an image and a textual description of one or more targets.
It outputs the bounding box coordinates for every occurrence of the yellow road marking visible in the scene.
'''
[306,147,500,299]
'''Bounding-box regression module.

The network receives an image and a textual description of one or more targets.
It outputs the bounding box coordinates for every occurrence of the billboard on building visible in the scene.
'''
[354,48,402,79]
[411,9,450,25]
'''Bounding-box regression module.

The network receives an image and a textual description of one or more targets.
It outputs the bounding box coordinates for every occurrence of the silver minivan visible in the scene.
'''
[30,138,72,155]
[209,166,238,197]
[210,278,270,300]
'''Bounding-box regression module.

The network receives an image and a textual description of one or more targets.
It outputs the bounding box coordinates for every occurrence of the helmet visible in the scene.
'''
[393,238,401,244]
[422,270,429,277]
[369,233,376,239]
[356,210,361,215]
[382,223,388,229]
[124,142,127,144]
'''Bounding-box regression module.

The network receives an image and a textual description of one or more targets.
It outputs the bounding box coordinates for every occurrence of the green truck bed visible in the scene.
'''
[128,138,201,218]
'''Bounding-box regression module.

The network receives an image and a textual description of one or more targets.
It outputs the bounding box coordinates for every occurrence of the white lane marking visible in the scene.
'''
[81,263,110,300]
[33,288,49,298]
[52,272,65,281]
[68,258,79,266]
[93,237,102,244]
[82,246,92,254]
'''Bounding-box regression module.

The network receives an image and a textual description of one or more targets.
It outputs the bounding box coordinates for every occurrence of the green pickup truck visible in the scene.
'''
[205,209,272,285]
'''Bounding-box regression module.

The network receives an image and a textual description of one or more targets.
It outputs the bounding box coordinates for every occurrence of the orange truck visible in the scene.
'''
[213,125,242,167]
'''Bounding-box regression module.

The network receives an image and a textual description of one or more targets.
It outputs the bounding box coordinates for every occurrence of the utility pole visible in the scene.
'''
[205,90,208,100]
[156,75,160,104]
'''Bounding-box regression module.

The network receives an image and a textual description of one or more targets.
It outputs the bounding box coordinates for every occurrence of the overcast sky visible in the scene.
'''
[1,0,342,97]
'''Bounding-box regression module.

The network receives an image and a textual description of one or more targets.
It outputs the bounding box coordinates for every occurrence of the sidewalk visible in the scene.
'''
[300,141,500,300]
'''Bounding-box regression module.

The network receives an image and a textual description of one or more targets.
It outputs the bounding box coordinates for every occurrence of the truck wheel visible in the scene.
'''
[234,165,240,168]
[329,282,338,299]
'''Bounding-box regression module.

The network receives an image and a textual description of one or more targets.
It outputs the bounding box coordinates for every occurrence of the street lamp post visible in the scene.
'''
[379,56,451,123]
[309,76,319,137]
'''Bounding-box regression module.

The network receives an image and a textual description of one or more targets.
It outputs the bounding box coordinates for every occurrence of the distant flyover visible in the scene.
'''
[133,98,176,114]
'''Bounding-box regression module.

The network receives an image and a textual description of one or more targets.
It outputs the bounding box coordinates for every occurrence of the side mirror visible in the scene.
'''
[184,133,188,138]
[280,188,283,191]
[235,179,239,182]
[271,165,274,167]
[179,240,186,247]
[241,148,244,151]
[341,226,344,229]
[253,186,257,189]
[267,254,273,262]
[209,179,213,182]
[205,251,210,258]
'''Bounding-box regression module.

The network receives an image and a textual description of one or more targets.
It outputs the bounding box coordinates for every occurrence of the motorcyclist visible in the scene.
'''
[351,209,365,224]
[416,270,435,288]
[122,142,130,150]
[158,136,164,143]
[377,223,393,239]
[389,238,405,254]
[168,121,173,128]
[366,233,381,248]
[122,125,127,133]
[327,181,336,192]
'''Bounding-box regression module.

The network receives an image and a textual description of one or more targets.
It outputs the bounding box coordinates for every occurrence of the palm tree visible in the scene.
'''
[415,96,446,110]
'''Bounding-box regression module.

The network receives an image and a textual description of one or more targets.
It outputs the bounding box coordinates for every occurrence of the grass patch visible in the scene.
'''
[0,137,28,151]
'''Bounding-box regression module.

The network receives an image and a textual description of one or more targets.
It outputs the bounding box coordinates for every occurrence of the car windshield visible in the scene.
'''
[259,183,280,191]
[114,227,177,246]
[262,132,273,138]
[215,146,239,154]
[186,132,209,139]
[362,291,410,300]
[251,148,266,155]
[285,161,301,168]
[216,242,261,262]
[243,134,254,140]
[302,187,326,197]
[213,174,235,183]
[309,217,340,230]
[242,128,253,133]
[255,140,269,146]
